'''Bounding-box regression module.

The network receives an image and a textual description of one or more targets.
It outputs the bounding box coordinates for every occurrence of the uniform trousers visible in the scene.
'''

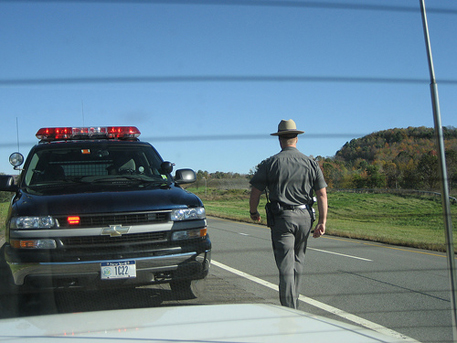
[270,208,312,309]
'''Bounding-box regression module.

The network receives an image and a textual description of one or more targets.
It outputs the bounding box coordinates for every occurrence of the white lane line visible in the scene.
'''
[212,260,419,342]
[309,248,373,262]
[239,233,249,236]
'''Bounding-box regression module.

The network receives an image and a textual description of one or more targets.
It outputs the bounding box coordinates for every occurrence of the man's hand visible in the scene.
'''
[314,188,327,238]
[249,187,262,223]
[250,211,261,222]
[313,223,325,238]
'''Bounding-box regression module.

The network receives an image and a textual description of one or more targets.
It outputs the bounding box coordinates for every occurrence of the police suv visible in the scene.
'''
[0,126,210,298]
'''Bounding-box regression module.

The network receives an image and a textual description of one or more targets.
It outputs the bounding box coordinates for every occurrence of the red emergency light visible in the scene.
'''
[67,216,80,225]
[36,126,141,141]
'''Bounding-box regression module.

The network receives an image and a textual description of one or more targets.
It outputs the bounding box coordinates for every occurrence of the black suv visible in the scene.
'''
[0,126,211,298]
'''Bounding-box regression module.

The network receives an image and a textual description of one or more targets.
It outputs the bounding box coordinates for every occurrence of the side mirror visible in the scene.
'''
[0,175,18,192]
[174,169,196,185]
[9,152,24,170]
[160,161,174,174]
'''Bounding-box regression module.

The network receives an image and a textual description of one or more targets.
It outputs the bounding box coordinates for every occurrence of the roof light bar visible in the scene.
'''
[36,126,141,141]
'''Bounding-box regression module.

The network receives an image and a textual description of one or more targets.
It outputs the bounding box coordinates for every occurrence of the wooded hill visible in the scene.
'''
[318,126,457,191]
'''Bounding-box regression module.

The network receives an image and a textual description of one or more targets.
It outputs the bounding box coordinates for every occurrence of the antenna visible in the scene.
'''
[81,100,85,126]
[16,117,20,152]
[420,0,457,339]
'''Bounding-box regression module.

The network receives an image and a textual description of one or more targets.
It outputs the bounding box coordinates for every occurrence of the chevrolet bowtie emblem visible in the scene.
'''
[102,225,130,237]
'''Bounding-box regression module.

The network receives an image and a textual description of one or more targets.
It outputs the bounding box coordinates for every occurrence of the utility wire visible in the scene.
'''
[1,0,456,15]
[1,75,456,86]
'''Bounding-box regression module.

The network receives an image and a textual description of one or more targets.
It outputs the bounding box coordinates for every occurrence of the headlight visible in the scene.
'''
[171,207,206,221]
[10,216,57,229]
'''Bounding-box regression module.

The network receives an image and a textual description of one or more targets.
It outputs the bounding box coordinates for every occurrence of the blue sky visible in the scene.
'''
[0,0,456,175]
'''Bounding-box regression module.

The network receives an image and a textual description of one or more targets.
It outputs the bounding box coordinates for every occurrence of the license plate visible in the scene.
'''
[101,261,136,280]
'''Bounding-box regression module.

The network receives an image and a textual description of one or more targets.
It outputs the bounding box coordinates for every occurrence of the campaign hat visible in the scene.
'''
[270,119,305,136]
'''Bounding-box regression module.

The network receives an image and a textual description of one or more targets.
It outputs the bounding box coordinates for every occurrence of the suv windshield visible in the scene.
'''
[23,142,169,189]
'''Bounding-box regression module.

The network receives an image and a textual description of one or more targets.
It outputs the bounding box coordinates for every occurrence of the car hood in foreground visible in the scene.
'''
[0,303,404,342]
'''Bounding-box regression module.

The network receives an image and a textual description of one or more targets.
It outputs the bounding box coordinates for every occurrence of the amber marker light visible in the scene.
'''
[10,239,57,249]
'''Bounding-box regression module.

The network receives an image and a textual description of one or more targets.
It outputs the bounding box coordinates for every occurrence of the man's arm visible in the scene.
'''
[313,187,327,238]
[249,186,262,222]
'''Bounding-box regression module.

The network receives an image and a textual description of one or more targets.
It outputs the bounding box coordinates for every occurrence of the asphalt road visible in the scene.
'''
[206,217,455,343]
[1,217,455,343]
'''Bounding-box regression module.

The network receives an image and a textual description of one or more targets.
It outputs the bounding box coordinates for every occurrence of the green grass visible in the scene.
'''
[323,192,455,251]
[1,188,455,252]
[0,202,8,239]
[188,188,457,252]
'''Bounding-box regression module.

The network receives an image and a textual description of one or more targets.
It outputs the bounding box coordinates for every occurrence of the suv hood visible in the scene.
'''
[12,186,202,217]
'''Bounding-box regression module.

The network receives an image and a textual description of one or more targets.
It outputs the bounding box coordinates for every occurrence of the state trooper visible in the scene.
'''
[249,119,328,309]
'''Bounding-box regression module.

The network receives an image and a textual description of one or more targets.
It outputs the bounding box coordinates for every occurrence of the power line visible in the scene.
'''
[1,75,456,86]
[1,0,456,15]
[0,132,365,148]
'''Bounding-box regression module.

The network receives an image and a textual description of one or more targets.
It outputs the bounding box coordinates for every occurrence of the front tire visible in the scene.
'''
[0,245,21,317]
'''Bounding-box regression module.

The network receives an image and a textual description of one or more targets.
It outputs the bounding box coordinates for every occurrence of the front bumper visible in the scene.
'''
[6,247,211,291]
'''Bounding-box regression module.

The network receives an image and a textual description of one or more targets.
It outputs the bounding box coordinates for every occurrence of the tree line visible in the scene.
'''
[318,126,457,191]
[193,126,457,193]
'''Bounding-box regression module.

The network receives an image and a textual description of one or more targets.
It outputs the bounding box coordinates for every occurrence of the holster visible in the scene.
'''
[308,207,316,222]
[265,202,283,228]
[264,203,274,227]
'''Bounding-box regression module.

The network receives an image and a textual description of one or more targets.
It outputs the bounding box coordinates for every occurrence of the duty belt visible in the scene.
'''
[280,204,308,210]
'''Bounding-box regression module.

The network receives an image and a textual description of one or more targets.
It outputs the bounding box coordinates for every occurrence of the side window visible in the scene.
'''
[24,153,40,185]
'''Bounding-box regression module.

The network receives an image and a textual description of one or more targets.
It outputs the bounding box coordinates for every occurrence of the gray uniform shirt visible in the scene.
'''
[250,147,327,206]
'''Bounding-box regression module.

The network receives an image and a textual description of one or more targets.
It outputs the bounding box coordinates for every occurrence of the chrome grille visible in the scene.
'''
[56,211,169,228]
[60,231,168,246]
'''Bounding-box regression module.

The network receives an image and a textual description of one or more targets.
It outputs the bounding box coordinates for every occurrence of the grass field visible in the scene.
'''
[0,202,8,239]
[1,189,455,252]
[188,188,457,252]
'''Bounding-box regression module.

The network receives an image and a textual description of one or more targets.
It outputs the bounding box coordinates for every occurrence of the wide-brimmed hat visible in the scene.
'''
[270,119,305,136]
